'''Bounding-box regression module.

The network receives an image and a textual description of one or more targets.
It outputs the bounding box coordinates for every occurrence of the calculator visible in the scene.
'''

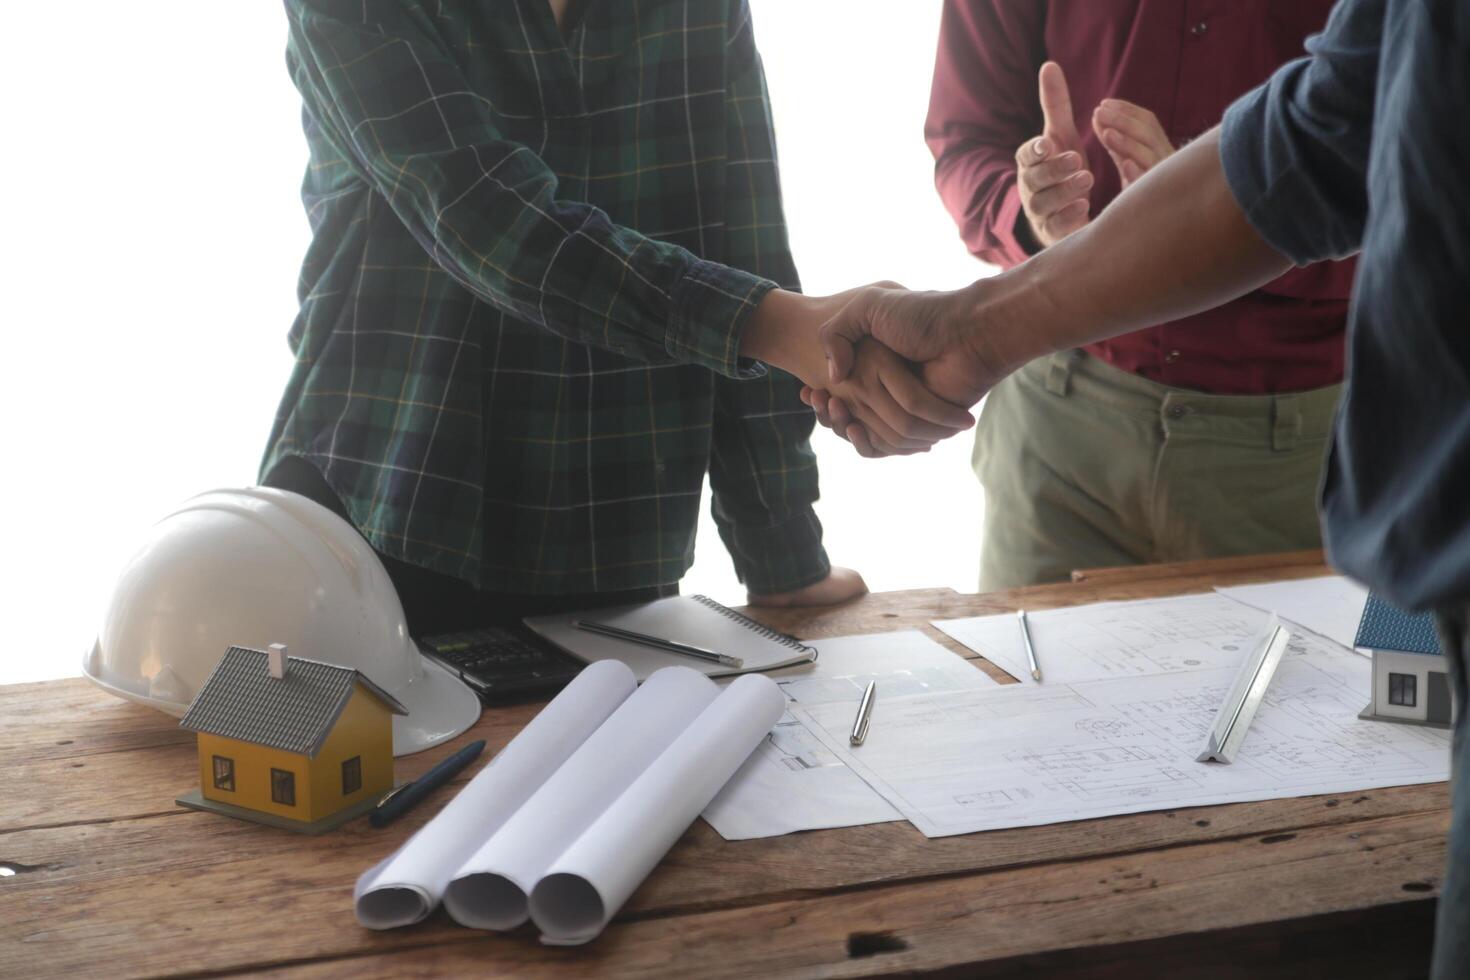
[417,627,584,705]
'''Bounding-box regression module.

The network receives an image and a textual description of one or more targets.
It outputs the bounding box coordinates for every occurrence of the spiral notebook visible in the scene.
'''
[523,595,818,680]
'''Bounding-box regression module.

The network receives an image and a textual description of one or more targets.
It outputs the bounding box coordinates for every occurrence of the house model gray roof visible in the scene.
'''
[179,647,408,757]
[1354,593,1442,656]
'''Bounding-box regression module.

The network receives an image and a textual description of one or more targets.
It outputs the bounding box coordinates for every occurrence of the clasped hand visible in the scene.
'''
[744,283,1011,458]
[743,285,978,456]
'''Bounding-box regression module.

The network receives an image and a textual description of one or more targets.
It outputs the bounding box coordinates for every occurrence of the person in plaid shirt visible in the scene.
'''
[261,0,972,633]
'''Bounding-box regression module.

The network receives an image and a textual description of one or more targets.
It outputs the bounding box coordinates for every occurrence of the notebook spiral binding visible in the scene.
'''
[691,595,819,660]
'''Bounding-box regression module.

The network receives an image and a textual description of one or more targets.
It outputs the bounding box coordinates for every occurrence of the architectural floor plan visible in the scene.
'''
[933,592,1358,686]
[796,614,1449,838]
[702,631,995,839]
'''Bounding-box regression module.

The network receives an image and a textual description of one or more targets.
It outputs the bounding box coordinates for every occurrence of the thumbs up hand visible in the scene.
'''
[1015,61,1092,250]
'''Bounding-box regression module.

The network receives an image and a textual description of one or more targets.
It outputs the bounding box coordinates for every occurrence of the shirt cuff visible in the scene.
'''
[995,182,1038,266]
[668,258,777,379]
[722,507,832,596]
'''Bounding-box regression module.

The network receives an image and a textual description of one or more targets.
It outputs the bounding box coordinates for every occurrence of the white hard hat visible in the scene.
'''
[83,487,481,756]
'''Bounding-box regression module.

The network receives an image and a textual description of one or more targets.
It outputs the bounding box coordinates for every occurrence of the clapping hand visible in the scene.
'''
[1018,63,1178,248]
[1092,98,1175,187]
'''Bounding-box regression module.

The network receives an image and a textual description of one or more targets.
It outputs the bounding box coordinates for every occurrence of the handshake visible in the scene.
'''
[741,61,1176,458]
[740,282,1024,458]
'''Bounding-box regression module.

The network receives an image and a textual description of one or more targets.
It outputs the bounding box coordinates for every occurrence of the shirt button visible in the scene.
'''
[1166,404,1191,419]
[1165,349,1182,364]
[1191,20,1209,35]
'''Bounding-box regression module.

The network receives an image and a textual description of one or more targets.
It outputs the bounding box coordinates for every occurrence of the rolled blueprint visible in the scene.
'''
[528,673,786,944]
[353,659,636,929]
[443,667,719,929]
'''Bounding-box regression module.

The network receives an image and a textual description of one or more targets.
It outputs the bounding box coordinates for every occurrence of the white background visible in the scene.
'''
[0,1,994,686]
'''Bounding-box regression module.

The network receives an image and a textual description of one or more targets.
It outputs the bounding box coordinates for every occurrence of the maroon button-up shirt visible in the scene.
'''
[927,0,1354,395]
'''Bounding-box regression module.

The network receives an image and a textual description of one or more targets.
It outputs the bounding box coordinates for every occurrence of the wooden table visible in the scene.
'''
[1,552,1447,978]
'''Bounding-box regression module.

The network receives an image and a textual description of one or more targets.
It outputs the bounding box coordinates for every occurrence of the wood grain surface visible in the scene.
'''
[0,551,1443,979]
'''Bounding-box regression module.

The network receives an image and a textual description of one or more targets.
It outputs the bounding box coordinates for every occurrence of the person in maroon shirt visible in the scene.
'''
[925,0,1354,588]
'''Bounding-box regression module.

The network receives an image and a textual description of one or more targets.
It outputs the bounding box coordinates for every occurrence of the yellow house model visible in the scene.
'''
[176,644,407,834]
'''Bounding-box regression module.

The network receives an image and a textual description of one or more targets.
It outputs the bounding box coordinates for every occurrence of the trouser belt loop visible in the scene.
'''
[1272,394,1301,452]
[1045,350,1076,396]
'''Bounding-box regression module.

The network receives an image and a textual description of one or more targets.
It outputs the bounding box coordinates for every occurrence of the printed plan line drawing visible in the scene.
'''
[1001,742,1204,803]
[702,631,996,840]
[932,592,1362,687]
[1215,575,1371,652]
[791,625,1449,839]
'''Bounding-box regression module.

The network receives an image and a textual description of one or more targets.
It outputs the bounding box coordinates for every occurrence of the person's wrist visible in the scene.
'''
[739,288,826,384]
[953,274,1051,376]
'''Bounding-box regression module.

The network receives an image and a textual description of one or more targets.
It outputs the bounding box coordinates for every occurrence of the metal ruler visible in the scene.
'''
[1196,614,1292,764]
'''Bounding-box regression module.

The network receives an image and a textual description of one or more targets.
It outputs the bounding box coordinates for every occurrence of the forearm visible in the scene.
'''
[739,288,832,384]
[967,128,1293,367]
[289,3,771,379]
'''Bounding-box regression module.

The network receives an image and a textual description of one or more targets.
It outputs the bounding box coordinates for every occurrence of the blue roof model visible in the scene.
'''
[1354,594,1443,656]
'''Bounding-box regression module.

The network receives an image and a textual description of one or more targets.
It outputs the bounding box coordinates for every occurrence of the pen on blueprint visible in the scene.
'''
[850,680,877,745]
[1018,610,1043,682]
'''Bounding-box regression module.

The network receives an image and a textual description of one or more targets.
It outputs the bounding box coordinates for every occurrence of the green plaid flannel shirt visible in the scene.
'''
[263,0,829,595]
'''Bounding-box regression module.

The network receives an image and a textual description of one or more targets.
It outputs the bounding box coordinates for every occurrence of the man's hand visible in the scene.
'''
[741,285,974,454]
[801,385,878,456]
[747,566,867,608]
[804,282,1026,457]
[800,385,923,459]
[818,283,1014,407]
[1091,99,1174,188]
[829,338,977,455]
[801,337,975,457]
[1016,61,1092,249]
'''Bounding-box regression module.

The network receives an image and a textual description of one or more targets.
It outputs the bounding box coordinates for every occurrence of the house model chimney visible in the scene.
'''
[267,643,288,680]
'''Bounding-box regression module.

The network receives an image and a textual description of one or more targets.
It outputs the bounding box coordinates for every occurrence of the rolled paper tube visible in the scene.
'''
[353,659,635,929]
[529,673,786,944]
[443,667,718,930]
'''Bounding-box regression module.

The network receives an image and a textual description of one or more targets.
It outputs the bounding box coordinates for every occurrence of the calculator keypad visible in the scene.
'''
[419,629,581,704]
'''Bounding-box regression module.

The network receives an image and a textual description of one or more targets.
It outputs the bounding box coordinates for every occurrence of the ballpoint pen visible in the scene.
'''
[850,680,877,745]
[1018,609,1043,682]
[370,739,486,828]
[573,619,745,669]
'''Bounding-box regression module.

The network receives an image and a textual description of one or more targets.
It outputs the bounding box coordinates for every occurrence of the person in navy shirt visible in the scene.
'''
[808,1,1469,970]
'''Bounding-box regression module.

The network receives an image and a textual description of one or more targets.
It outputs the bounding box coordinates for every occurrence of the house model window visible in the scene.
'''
[1356,594,1451,729]
[212,755,235,792]
[271,768,296,807]
[342,756,362,795]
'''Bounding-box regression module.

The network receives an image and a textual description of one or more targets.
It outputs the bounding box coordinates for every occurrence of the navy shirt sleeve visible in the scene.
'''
[1218,0,1386,265]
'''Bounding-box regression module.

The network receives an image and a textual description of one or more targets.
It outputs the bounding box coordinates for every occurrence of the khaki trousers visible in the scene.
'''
[974,350,1342,590]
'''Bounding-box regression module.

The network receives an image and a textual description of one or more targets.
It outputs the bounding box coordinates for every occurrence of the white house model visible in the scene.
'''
[1356,593,1451,729]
